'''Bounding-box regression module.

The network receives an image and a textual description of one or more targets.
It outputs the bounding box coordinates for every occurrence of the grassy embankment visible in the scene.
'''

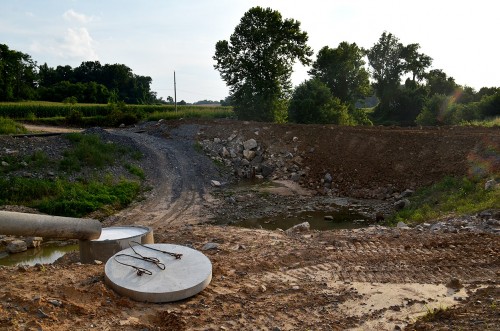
[0,128,144,218]
[391,176,500,225]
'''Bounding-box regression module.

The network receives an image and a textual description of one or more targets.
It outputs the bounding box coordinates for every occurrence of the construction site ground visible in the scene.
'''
[0,119,499,330]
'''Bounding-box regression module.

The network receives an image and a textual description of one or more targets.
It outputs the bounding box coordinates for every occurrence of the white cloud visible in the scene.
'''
[30,27,98,62]
[62,27,98,60]
[63,9,92,24]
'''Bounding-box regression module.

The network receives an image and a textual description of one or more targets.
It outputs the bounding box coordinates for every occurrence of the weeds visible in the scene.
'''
[0,117,27,134]
[390,176,500,224]
[0,177,140,218]
[125,163,145,179]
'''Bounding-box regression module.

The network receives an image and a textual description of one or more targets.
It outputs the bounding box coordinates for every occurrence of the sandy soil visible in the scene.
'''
[0,120,499,330]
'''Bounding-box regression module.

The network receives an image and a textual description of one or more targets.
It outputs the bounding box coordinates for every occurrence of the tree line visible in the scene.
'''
[0,44,161,104]
[214,7,500,126]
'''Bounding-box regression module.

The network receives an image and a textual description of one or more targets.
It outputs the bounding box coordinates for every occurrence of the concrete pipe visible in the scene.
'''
[0,211,102,240]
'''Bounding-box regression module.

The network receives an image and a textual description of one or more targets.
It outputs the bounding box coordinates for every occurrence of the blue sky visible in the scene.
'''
[1,0,499,102]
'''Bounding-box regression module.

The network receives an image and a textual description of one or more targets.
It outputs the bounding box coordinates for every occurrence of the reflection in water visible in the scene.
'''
[0,242,78,266]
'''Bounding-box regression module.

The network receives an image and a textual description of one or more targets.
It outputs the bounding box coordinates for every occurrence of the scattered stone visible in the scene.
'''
[324,215,334,221]
[292,136,299,142]
[446,278,463,290]
[7,240,28,253]
[243,138,257,150]
[285,222,310,234]
[24,237,43,248]
[401,189,414,198]
[1,161,9,167]
[324,173,333,184]
[394,199,410,210]
[119,123,126,128]
[213,138,221,143]
[94,260,103,265]
[48,299,63,307]
[202,242,219,251]
[210,180,222,187]
[20,161,28,167]
[397,222,410,229]
[485,179,497,190]
[243,149,256,161]
[260,285,267,292]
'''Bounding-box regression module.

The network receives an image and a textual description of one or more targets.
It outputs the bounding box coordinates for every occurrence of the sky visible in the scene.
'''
[1,0,499,103]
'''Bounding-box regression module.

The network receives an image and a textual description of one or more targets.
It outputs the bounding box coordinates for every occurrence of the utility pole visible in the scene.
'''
[174,71,177,112]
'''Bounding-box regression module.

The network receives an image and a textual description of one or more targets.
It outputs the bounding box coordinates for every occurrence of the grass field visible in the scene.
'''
[0,101,234,125]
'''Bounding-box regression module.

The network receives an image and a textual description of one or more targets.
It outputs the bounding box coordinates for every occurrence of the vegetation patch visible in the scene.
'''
[0,177,139,218]
[390,176,500,224]
[0,117,27,135]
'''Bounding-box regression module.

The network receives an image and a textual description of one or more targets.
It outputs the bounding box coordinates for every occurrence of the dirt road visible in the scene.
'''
[0,120,499,330]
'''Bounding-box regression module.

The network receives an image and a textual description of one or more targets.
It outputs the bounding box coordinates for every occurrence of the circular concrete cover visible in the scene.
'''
[105,244,212,303]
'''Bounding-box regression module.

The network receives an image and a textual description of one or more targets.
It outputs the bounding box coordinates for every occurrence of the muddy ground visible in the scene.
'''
[0,120,499,330]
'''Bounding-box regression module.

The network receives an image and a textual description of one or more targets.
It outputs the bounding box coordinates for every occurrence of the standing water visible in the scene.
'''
[0,242,78,267]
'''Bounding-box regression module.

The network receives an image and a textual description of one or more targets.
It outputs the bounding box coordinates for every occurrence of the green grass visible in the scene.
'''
[461,117,500,127]
[390,176,500,225]
[0,131,145,218]
[0,177,140,218]
[125,163,145,179]
[59,133,128,171]
[0,117,27,134]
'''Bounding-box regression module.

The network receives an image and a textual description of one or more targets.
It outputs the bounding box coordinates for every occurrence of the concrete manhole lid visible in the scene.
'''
[104,244,212,302]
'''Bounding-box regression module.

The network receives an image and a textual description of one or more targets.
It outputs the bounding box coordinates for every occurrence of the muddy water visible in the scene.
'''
[231,209,371,231]
[0,242,78,266]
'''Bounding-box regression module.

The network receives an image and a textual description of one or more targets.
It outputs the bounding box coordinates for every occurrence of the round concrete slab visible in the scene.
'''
[105,244,212,303]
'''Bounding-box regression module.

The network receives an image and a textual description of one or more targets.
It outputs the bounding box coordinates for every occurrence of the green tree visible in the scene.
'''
[213,6,312,122]
[367,32,404,107]
[0,44,38,101]
[401,43,432,83]
[309,42,370,109]
[425,69,457,96]
[288,79,352,124]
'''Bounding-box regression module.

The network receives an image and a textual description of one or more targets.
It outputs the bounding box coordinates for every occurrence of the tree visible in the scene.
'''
[367,32,405,106]
[309,42,370,109]
[401,43,432,83]
[288,79,352,125]
[0,44,38,101]
[425,69,457,97]
[213,6,312,122]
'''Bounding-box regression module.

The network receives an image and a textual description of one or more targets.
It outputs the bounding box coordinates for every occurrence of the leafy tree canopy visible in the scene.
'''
[309,42,371,109]
[214,6,312,122]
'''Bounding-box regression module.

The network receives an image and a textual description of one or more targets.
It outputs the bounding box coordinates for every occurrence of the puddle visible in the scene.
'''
[229,209,371,231]
[0,242,79,267]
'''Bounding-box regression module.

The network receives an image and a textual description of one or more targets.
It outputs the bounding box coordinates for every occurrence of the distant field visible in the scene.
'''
[0,101,233,121]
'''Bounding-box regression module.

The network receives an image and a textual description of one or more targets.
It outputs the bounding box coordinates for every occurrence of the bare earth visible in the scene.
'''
[0,120,499,330]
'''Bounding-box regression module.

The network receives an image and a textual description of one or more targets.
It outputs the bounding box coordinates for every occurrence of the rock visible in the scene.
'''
[324,215,334,221]
[119,123,126,128]
[220,147,230,158]
[397,221,410,229]
[394,199,410,210]
[227,133,237,141]
[290,172,300,182]
[261,163,275,177]
[213,137,221,143]
[446,278,463,290]
[48,299,63,307]
[243,138,257,150]
[324,173,333,184]
[485,179,497,190]
[24,237,43,248]
[7,240,27,253]
[201,242,219,251]
[1,161,9,167]
[285,222,310,234]
[94,260,103,265]
[243,149,256,161]
[401,189,414,198]
[20,161,28,167]
[292,136,299,142]
[210,180,222,187]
